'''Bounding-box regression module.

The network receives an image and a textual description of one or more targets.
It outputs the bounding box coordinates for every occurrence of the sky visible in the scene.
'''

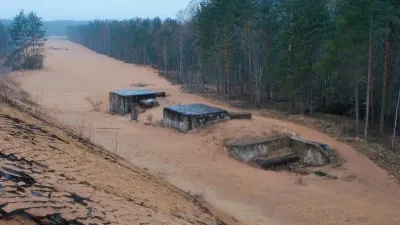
[0,0,190,21]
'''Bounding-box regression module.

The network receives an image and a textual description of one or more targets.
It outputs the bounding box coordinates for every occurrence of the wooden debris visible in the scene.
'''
[227,111,252,120]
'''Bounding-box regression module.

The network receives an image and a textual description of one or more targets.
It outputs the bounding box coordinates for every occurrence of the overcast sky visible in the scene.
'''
[1,0,189,21]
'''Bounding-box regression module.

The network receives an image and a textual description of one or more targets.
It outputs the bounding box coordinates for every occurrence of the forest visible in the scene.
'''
[63,0,398,140]
[0,22,9,56]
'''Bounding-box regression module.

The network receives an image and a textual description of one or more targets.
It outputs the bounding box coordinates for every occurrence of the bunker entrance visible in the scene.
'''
[226,135,334,173]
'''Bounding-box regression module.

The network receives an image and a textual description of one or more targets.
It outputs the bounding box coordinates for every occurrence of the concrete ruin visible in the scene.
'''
[163,104,229,132]
[226,135,334,170]
[109,89,165,115]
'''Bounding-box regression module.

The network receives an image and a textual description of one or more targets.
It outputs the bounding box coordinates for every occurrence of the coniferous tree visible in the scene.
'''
[8,10,46,69]
[10,11,28,49]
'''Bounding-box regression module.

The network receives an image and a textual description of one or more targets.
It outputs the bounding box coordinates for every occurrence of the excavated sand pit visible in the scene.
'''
[226,135,334,172]
[13,39,400,225]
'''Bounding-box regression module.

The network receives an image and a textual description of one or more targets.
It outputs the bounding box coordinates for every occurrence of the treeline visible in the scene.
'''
[0,11,46,70]
[67,18,186,79]
[1,19,87,36]
[43,20,88,36]
[67,0,400,138]
[0,22,9,56]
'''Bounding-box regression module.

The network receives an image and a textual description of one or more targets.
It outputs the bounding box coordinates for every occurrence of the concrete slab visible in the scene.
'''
[163,104,228,132]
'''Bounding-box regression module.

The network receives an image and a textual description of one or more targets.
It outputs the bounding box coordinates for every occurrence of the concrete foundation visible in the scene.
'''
[109,89,165,115]
[226,135,333,168]
[163,104,229,132]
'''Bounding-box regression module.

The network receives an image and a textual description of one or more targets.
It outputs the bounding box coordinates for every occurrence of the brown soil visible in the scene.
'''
[0,101,239,224]
[8,38,400,225]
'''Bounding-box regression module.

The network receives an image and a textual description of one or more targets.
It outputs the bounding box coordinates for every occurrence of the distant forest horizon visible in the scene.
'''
[0,19,88,36]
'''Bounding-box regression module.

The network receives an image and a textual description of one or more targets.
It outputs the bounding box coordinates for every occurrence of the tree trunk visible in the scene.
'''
[379,17,390,133]
[107,26,110,56]
[217,65,220,92]
[355,71,360,135]
[247,1,253,102]
[266,81,271,102]
[253,62,262,108]
[223,26,230,96]
[393,88,400,147]
[364,12,373,140]
[179,34,184,83]
[163,42,167,76]
[32,34,35,55]
[264,26,271,103]
[289,1,293,52]
[300,86,305,113]
[217,51,221,92]
[371,45,375,123]
[220,66,224,92]
[290,96,295,112]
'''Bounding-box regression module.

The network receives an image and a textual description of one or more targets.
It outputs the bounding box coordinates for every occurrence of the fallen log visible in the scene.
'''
[254,154,300,170]
[227,111,252,120]
[155,92,166,97]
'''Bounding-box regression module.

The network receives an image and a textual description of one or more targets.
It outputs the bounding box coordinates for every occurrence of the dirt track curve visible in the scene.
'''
[11,38,400,225]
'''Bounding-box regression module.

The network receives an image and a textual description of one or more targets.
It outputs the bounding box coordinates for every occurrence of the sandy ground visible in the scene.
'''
[0,101,238,225]
[12,39,400,225]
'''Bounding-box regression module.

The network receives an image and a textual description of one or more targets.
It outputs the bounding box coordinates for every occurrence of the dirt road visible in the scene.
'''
[14,38,400,225]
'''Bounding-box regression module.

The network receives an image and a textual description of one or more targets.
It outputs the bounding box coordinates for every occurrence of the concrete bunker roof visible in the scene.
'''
[165,103,227,116]
[110,89,158,97]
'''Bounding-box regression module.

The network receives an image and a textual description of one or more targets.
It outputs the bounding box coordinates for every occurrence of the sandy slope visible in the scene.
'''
[0,101,239,225]
[13,38,400,225]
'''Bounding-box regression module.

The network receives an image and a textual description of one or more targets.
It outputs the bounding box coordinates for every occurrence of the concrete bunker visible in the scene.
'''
[109,89,165,115]
[163,104,229,132]
[226,135,334,171]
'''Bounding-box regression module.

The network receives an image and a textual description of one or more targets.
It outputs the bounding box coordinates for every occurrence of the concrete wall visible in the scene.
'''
[227,136,332,166]
[190,112,229,130]
[109,93,132,115]
[109,93,157,115]
[228,137,291,163]
[163,109,228,132]
[163,109,190,132]
[290,137,331,166]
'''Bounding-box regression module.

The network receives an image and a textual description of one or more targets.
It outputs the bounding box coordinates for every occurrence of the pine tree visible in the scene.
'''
[9,11,46,69]
[10,11,28,49]
[26,12,46,58]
